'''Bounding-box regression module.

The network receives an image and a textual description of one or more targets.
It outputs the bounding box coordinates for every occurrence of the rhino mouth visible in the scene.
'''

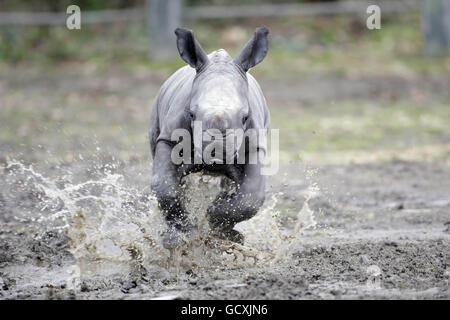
[209,149,239,164]
[194,130,243,165]
[194,147,239,165]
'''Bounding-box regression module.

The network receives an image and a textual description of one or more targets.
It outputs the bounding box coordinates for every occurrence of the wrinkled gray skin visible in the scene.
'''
[149,27,270,248]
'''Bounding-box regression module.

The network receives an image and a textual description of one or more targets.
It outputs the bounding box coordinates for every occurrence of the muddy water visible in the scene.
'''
[1,158,449,299]
[1,160,318,295]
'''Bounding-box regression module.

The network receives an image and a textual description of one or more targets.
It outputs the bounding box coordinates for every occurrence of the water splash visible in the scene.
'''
[1,160,318,288]
[366,265,383,289]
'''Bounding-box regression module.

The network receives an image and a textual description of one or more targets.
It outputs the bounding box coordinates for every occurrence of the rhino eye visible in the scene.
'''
[242,115,249,124]
[188,111,195,120]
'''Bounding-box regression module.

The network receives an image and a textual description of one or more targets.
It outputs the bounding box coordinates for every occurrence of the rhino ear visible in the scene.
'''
[175,28,209,72]
[233,27,269,72]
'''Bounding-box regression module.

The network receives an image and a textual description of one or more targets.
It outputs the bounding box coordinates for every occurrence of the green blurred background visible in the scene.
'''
[0,0,449,168]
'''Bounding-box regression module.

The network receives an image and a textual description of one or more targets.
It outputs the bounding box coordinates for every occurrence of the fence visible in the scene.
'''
[0,0,422,26]
[0,0,448,55]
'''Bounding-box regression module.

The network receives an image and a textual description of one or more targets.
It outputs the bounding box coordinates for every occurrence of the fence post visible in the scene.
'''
[423,0,450,55]
[147,0,182,60]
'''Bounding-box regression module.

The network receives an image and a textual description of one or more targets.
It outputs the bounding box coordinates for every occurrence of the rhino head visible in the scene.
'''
[174,27,269,164]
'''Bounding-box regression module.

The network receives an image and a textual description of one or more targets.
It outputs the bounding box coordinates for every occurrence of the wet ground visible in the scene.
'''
[0,67,449,300]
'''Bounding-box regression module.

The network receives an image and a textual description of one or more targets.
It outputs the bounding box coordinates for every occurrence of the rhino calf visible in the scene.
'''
[149,27,270,248]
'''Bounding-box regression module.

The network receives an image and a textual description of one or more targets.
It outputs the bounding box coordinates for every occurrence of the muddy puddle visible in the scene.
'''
[0,159,324,298]
[0,155,449,300]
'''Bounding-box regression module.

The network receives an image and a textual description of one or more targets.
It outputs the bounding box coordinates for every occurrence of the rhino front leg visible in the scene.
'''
[151,142,194,247]
[207,153,266,242]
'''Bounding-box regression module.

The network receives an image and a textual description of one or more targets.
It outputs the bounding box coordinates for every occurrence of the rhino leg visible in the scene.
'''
[207,151,266,240]
[151,142,193,234]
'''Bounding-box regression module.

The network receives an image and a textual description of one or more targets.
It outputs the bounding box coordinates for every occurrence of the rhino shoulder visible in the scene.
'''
[150,66,195,154]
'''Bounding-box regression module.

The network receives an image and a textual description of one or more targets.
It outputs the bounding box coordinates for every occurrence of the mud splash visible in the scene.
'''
[2,160,318,290]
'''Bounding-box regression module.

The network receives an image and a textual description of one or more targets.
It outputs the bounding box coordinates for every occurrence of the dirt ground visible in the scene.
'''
[0,65,449,300]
